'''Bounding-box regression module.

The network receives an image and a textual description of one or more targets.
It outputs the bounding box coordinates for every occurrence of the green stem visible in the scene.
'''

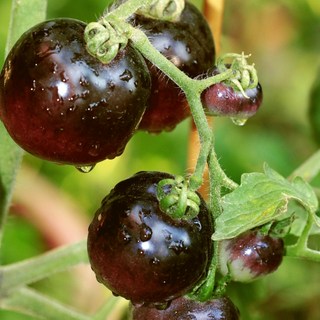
[0,0,47,246]
[0,286,90,320]
[106,0,154,21]
[286,212,320,261]
[0,239,88,293]
[287,149,320,183]
[195,241,218,301]
[130,26,235,189]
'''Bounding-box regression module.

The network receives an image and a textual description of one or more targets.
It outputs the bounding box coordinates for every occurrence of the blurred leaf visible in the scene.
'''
[212,163,318,240]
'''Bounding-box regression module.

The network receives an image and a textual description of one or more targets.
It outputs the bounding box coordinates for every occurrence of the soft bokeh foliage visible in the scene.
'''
[0,0,320,319]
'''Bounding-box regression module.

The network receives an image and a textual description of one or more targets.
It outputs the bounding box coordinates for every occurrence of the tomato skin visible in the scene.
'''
[217,230,284,283]
[201,65,263,120]
[87,171,214,306]
[130,1,216,133]
[128,295,240,320]
[0,18,151,166]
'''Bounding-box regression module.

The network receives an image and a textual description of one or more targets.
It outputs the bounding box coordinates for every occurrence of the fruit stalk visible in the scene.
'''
[130,26,235,190]
[285,211,320,261]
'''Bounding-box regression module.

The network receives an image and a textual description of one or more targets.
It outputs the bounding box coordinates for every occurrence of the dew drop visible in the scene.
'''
[75,165,96,173]
[31,80,36,91]
[79,76,89,87]
[168,240,188,255]
[140,223,152,241]
[162,229,173,241]
[149,257,160,266]
[186,46,191,53]
[108,81,115,91]
[154,301,170,310]
[230,117,248,126]
[120,227,132,244]
[89,144,100,157]
[119,69,133,82]
[138,249,145,255]
[164,44,171,50]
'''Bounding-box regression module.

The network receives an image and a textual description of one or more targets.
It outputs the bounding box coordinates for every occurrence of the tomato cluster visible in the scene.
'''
[0,0,273,318]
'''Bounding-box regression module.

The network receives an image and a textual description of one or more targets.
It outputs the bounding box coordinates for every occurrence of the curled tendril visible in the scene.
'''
[157,176,201,219]
[137,0,185,21]
[84,18,132,64]
[216,52,259,99]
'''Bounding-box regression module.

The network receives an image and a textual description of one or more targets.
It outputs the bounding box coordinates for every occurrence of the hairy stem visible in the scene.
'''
[0,287,90,320]
[0,239,88,293]
[106,0,153,21]
[286,212,320,261]
[130,26,235,189]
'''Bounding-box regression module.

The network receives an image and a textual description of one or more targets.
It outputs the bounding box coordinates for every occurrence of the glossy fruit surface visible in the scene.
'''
[87,171,214,305]
[130,1,216,133]
[128,295,240,320]
[0,18,150,166]
[217,230,284,283]
[201,65,262,122]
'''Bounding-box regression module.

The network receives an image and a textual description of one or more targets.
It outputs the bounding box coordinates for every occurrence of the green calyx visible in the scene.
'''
[157,176,201,219]
[84,18,132,64]
[217,52,259,99]
[137,0,185,21]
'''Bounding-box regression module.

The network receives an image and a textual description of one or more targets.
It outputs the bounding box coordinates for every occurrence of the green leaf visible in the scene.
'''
[212,163,319,240]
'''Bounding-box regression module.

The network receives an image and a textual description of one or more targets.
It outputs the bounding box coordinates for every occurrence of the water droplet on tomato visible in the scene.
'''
[140,223,152,241]
[119,69,133,82]
[154,301,170,310]
[231,117,248,126]
[75,165,96,173]
[149,257,160,266]
[89,144,100,156]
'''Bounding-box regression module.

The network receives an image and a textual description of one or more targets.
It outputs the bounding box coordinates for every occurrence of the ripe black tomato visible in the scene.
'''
[217,230,284,283]
[129,1,216,133]
[87,171,214,306]
[0,18,151,166]
[201,65,262,122]
[128,295,240,320]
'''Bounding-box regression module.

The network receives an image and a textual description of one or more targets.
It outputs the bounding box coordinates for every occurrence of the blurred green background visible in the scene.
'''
[1,0,320,319]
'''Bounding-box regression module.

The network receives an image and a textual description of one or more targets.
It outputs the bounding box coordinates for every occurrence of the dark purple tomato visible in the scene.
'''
[128,295,240,320]
[129,1,216,133]
[201,65,262,124]
[217,230,284,283]
[0,18,151,166]
[87,171,214,306]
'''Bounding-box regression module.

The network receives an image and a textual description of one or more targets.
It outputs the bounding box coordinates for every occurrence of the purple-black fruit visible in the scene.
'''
[128,295,240,320]
[217,230,284,283]
[0,18,151,166]
[87,171,214,306]
[201,65,262,124]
